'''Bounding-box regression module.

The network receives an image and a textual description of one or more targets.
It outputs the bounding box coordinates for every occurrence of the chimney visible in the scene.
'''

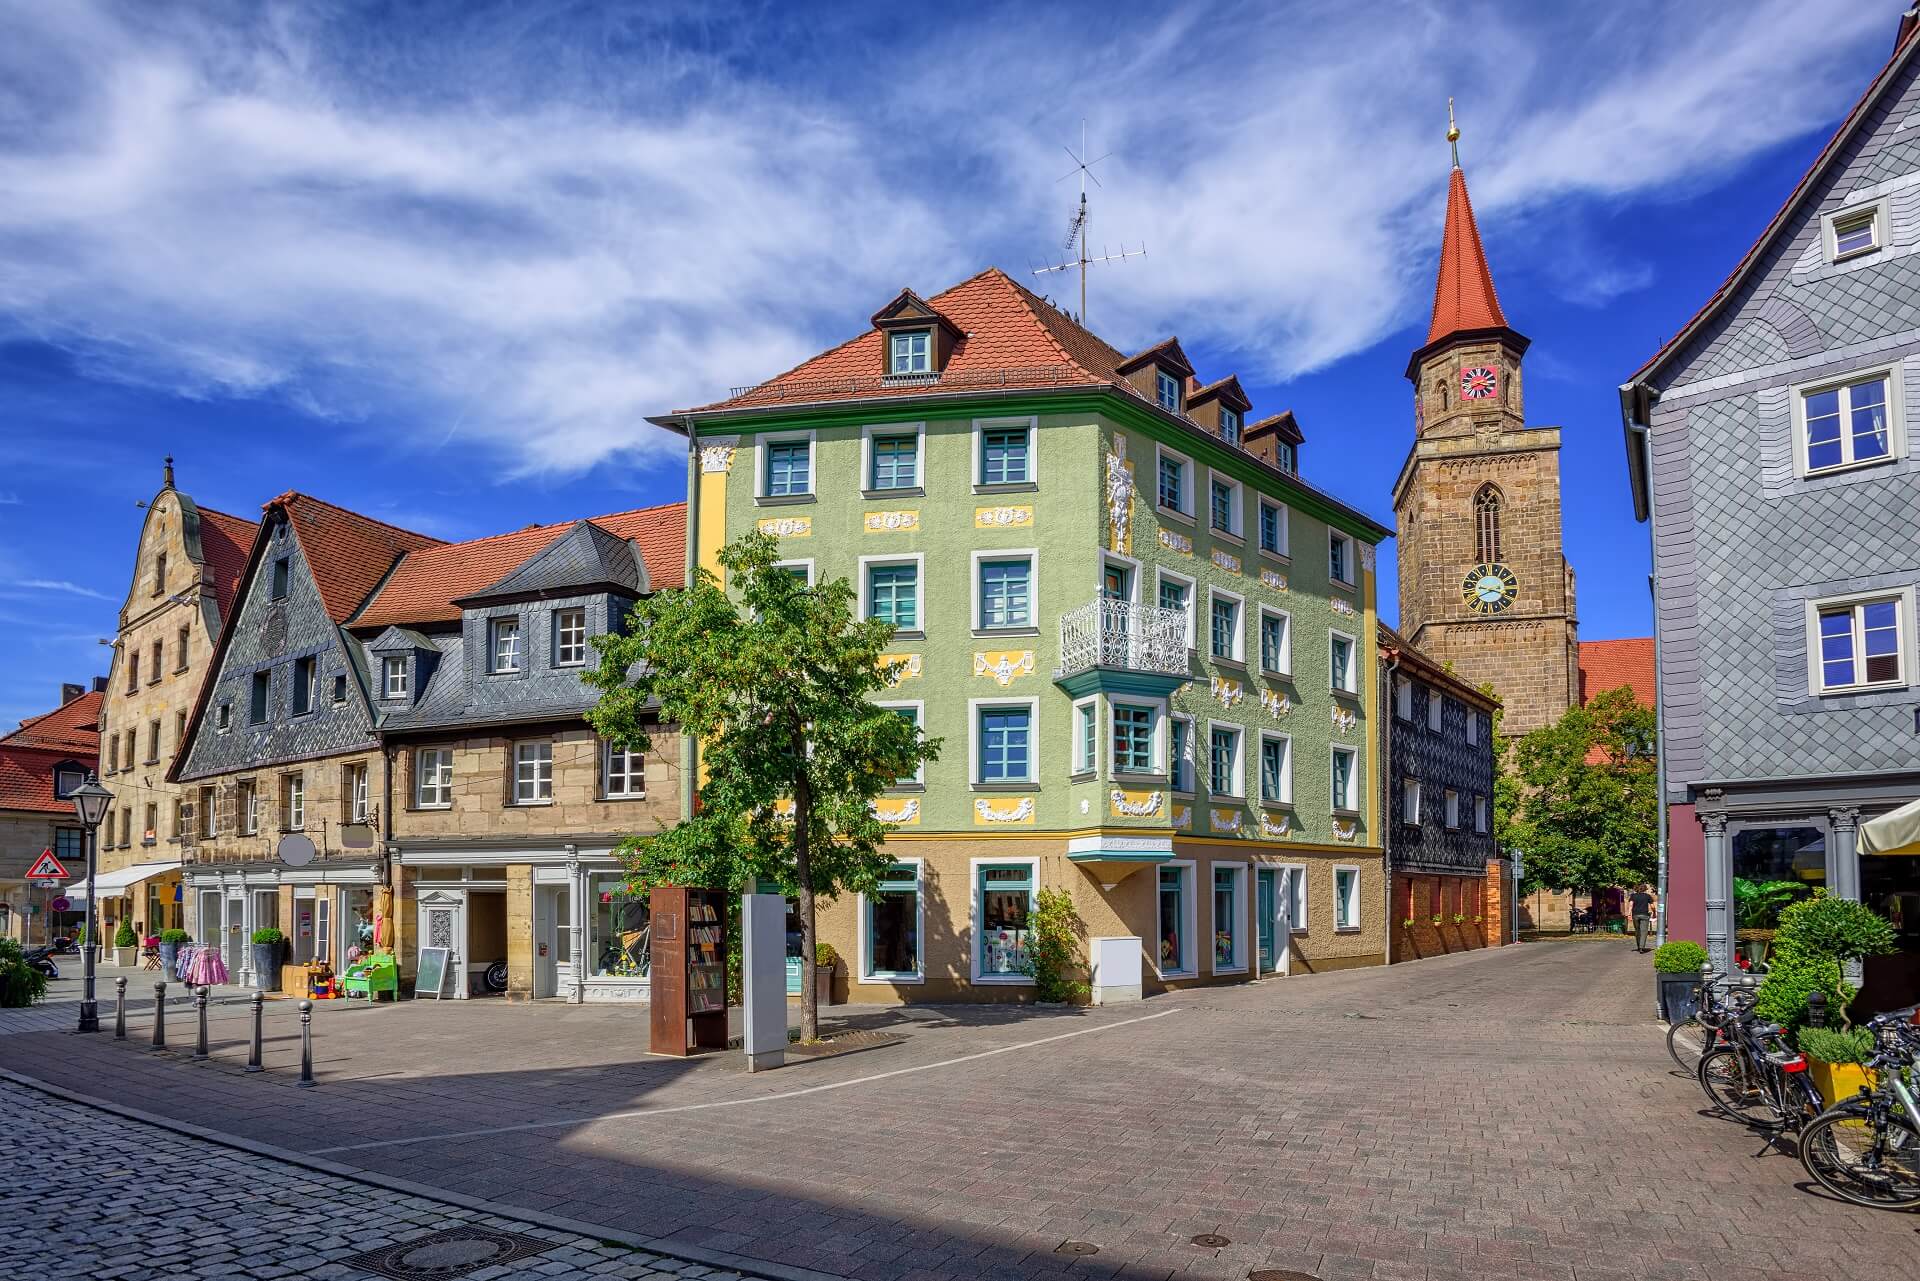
[61,683,84,705]
[1900,3,1920,53]
[163,455,175,489]
[92,675,109,693]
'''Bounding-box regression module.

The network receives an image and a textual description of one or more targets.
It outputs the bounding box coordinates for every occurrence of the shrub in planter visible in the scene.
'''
[1652,940,1709,973]
[250,927,286,992]
[1652,940,1710,1024]
[113,921,137,948]
[1799,1025,1876,1108]
[813,941,837,1008]
[0,938,48,1008]
[1755,895,1897,1034]
[158,928,191,974]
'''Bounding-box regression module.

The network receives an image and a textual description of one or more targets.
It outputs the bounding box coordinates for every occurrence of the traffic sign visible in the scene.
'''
[24,849,69,881]
[49,897,70,914]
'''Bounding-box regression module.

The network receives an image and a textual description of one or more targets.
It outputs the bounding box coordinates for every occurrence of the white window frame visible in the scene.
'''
[553,608,589,668]
[1822,198,1888,264]
[602,740,645,799]
[513,741,554,805]
[773,558,815,586]
[969,855,1040,985]
[969,696,1040,786]
[1278,862,1309,936]
[1257,605,1291,677]
[240,781,259,835]
[887,329,932,376]
[970,548,1039,634]
[1402,777,1422,826]
[1329,529,1357,589]
[858,856,925,984]
[489,616,522,674]
[971,415,1039,490]
[1156,368,1182,413]
[1804,586,1915,695]
[1155,567,1197,648]
[1071,696,1098,776]
[1204,719,1244,799]
[1427,691,1443,733]
[283,772,305,831]
[1100,550,1142,604]
[349,764,369,823]
[1475,794,1489,834]
[1154,443,1194,521]
[1257,729,1293,806]
[1219,405,1242,444]
[1445,788,1461,830]
[1330,745,1360,814]
[1329,627,1359,695]
[1211,862,1249,975]
[1394,676,1413,721]
[755,429,818,501]
[1109,695,1165,776]
[1154,859,1198,979]
[1791,362,1905,478]
[861,421,926,494]
[1256,498,1290,559]
[858,552,927,636]
[877,700,927,786]
[1333,864,1362,932]
[1170,713,1196,794]
[1205,468,1244,541]
[415,748,453,809]
[383,656,408,699]
[1207,586,1246,664]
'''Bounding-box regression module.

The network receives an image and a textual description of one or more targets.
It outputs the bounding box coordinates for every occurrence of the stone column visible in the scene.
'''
[1829,807,1864,987]
[1701,813,1730,974]
[566,855,585,1005]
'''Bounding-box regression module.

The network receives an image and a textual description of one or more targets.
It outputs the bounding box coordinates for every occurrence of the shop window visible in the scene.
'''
[343,887,376,962]
[591,874,650,978]
[864,862,921,981]
[1730,827,1825,962]
[976,863,1034,979]
[315,894,331,965]
[1213,865,1244,972]
[1158,864,1192,975]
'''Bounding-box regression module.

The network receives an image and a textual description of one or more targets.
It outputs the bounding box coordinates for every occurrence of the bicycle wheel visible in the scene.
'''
[1667,1017,1706,1071]
[1799,1103,1920,1210]
[1698,1045,1775,1127]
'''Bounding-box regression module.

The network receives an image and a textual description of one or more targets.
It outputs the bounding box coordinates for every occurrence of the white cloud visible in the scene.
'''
[9,579,112,600]
[0,0,1896,473]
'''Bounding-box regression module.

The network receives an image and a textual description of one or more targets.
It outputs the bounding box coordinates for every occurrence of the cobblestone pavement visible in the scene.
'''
[2,1079,747,1281]
[4,942,1918,1281]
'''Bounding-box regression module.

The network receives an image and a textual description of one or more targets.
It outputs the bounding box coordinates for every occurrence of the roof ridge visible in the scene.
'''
[272,491,447,547]
[991,267,1126,375]
[195,503,260,529]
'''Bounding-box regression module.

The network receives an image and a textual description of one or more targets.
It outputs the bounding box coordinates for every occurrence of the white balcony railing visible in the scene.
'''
[1056,598,1191,680]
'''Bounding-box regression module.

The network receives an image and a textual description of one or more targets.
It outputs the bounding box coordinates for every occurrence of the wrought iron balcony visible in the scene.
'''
[1056,599,1191,693]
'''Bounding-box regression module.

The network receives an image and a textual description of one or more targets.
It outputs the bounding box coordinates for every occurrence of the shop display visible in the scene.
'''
[649,886,727,1055]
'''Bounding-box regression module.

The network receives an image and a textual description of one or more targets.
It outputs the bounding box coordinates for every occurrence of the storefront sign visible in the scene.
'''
[415,945,451,999]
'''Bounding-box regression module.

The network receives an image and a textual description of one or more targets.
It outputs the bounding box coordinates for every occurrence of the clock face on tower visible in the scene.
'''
[1460,365,1499,400]
[1461,563,1519,614]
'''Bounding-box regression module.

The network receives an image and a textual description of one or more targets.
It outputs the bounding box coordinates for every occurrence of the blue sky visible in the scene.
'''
[0,0,1900,726]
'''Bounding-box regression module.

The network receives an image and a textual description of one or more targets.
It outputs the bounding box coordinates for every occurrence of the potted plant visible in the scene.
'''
[250,927,287,992]
[1755,894,1897,1037]
[158,928,191,975]
[1429,914,1442,928]
[112,920,138,967]
[1799,1025,1875,1109]
[814,941,837,1009]
[1401,917,1415,931]
[1732,877,1805,965]
[1651,940,1710,1023]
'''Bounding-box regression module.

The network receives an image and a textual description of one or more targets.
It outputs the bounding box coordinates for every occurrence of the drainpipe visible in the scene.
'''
[1381,649,1401,956]
[681,418,699,825]
[1626,414,1671,954]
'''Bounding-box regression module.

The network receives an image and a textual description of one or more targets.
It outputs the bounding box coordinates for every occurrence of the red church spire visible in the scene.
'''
[1425,101,1509,346]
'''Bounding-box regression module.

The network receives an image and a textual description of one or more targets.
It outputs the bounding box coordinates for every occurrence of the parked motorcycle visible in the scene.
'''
[22,946,59,979]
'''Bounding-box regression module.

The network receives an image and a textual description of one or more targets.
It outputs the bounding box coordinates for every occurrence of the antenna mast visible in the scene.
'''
[1032,121,1144,325]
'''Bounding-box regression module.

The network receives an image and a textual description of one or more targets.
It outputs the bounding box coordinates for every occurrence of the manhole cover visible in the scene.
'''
[1249,1271,1321,1281]
[1055,1240,1100,1256]
[1191,1233,1231,1248]
[346,1226,556,1280]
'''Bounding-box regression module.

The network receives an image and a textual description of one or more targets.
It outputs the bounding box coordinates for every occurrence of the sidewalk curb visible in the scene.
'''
[0,1066,852,1281]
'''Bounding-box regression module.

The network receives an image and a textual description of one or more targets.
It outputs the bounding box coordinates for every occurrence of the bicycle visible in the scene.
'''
[1798,1010,1920,1210]
[1696,999,1823,1134]
[1666,969,1744,1072]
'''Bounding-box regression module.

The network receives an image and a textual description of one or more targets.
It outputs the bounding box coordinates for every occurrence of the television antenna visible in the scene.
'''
[1032,121,1144,326]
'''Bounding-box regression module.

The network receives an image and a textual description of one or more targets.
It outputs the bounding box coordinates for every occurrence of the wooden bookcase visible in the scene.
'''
[648,885,728,1055]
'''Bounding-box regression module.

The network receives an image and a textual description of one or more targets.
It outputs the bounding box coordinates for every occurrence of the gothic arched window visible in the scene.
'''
[1474,484,1503,563]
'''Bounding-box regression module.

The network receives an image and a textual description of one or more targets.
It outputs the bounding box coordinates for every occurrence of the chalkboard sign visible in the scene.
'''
[416,946,451,1000]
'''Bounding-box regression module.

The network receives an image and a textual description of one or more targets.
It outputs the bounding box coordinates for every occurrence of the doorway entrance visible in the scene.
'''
[533,882,570,999]
[1255,867,1292,976]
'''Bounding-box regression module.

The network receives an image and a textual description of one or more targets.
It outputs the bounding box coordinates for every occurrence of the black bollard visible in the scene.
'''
[296,999,316,1088]
[246,992,264,1073]
[114,977,127,1040]
[151,981,167,1048]
[192,985,210,1060]
[1808,988,1828,1030]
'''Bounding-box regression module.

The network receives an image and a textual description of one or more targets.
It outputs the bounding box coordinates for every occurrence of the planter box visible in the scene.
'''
[157,943,180,976]
[112,946,136,967]
[1809,1059,1874,1109]
[814,964,834,1009]
[251,944,283,993]
[1656,972,1702,1025]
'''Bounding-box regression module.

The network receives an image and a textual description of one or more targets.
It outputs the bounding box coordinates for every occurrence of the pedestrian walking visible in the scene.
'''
[1629,883,1655,953]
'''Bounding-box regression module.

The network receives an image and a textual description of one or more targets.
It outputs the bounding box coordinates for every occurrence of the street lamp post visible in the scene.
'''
[69,775,114,1034]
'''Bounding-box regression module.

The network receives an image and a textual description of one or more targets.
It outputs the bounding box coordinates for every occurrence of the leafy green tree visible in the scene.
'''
[1505,686,1658,902]
[586,531,941,1041]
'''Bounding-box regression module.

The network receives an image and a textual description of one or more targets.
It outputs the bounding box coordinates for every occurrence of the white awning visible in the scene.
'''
[62,861,182,899]
[1861,798,1920,857]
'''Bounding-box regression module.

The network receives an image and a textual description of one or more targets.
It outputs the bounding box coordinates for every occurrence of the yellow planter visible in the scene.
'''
[1808,1058,1873,1109]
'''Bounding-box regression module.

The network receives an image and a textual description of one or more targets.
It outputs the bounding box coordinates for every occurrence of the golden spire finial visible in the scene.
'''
[1447,97,1460,169]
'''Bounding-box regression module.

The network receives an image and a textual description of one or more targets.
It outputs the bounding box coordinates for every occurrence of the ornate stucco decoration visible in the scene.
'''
[872,798,920,825]
[973,651,1035,686]
[1360,543,1376,571]
[1259,812,1292,838]
[974,505,1035,528]
[863,510,920,533]
[1159,528,1193,555]
[878,654,923,686]
[1259,569,1287,592]
[756,515,812,538]
[1105,436,1134,553]
[1331,819,1358,842]
[1209,808,1246,837]
[699,443,737,473]
[1210,675,1244,709]
[1331,704,1358,734]
[1211,549,1241,574]
[1329,595,1357,618]
[1170,805,1192,831]
[974,796,1036,825]
[1108,789,1164,818]
[1260,688,1292,719]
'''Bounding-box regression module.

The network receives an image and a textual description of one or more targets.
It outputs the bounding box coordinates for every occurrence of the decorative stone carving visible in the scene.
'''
[878,654,923,686]
[974,796,1035,824]
[1359,543,1375,571]
[1210,675,1244,708]
[1105,436,1134,553]
[872,798,919,825]
[1109,789,1164,818]
[1259,569,1287,592]
[1170,805,1192,831]
[1260,688,1292,719]
[1259,812,1292,838]
[260,606,288,658]
[1700,813,1728,837]
[1209,808,1246,837]
[756,515,811,538]
[1211,548,1241,574]
[863,509,920,533]
[699,443,736,473]
[974,504,1035,528]
[1159,528,1193,555]
[1329,596,1357,617]
[1331,704,1357,734]
[1331,819,1358,842]
[973,651,1035,686]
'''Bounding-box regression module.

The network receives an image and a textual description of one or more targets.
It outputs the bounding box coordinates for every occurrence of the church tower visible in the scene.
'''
[1392,108,1578,737]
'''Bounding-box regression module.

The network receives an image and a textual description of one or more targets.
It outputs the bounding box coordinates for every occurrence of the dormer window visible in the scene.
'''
[889,330,931,376]
[490,617,522,673]
[1220,407,1242,445]
[1157,370,1181,412]
[383,656,408,699]
[1277,441,1297,474]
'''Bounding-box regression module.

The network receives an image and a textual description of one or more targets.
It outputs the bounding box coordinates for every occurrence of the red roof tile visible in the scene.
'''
[3,690,102,753]
[0,690,100,815]
[271,493,446,624]
[352,502,686,630]
[196,505,259,616]
[1426,165,1508,345]
[1579,638,1655,708]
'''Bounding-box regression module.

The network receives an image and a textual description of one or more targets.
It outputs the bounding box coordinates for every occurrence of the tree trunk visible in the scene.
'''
[794,765,818,1043]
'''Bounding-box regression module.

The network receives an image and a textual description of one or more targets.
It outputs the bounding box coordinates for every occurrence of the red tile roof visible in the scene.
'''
[1427,165,1508,345]
[1579,638,1656,708]
[196,505,259,615]
[0,690,100,815]
[351,502,686,629]
[270,493,446,623]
